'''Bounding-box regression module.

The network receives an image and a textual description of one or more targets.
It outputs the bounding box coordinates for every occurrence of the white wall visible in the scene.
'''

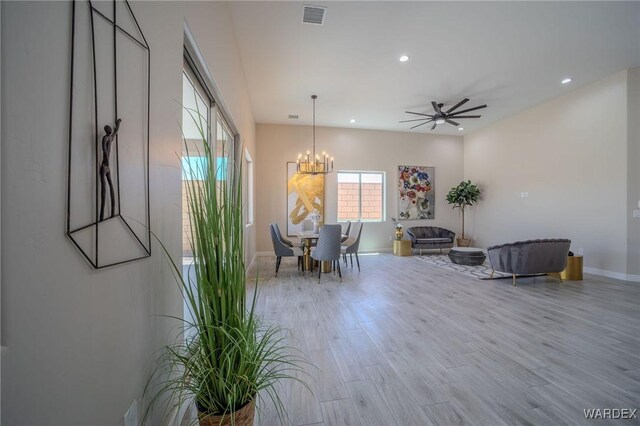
[1,1,255,425]
[255,123,464,253]
[628,68,640,277]
[464,71,629,275]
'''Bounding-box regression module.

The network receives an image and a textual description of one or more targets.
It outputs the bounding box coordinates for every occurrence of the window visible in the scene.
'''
[182,56,237,257]
[244,149,254,226]
[182,66,211,258]
[215,111,234,181]
[181,156,207,181]
[337,171,385,222]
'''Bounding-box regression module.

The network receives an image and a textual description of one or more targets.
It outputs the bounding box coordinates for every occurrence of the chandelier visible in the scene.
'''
[297,95,334,175]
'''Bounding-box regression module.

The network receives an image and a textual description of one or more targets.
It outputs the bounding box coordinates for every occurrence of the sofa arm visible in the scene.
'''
[406,228,417,243]
[443,229,456,240]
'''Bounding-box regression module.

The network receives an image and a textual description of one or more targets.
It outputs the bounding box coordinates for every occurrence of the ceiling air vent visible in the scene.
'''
[303,5,326,25]
[288,114,299,119]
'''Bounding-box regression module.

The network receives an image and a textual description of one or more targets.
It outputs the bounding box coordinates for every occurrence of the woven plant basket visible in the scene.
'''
[198,400,255,426]
[456,237,471,247]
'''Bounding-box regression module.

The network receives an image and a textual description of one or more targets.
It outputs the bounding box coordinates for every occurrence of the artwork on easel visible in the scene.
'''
[66,0,151,268]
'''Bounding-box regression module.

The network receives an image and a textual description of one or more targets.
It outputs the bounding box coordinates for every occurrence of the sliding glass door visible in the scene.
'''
[182,65,210,258]
[181,61,236,258]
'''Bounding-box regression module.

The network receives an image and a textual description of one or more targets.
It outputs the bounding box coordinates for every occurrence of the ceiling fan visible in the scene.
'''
[400,98,487,130]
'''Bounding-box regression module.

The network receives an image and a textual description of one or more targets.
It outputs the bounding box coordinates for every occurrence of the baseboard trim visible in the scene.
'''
[584,267,640,283]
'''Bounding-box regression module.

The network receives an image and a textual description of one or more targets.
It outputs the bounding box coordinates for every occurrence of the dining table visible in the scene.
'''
[297,230,321,272]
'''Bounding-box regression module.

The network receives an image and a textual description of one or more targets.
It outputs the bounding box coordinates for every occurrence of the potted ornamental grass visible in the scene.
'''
[144,106,309,425]
[446,180,480,247]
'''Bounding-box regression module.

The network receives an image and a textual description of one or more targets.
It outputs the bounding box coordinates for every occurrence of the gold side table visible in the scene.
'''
[393,239,412,256]
[560,255,583,280]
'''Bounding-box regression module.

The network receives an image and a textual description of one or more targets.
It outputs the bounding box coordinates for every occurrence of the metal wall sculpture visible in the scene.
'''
[67,0,151,268]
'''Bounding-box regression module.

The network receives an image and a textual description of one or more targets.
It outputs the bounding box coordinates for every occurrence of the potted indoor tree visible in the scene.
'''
[144,107,308,425]
[446,180,480,247]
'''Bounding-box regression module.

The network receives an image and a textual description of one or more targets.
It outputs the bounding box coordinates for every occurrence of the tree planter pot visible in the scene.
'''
[198,400,255,426]
[457,237,471,247]
[446,181,481,251]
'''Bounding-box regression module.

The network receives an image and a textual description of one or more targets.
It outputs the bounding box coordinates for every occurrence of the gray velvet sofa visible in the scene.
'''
[486,239,571,285]
[406,226,455,254]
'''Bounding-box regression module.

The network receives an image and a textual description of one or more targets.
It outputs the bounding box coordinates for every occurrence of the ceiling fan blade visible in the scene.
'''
[449,104,487,115]
[445,119,460,126]
[431,101,442,114]
[405,111,434,117]
[446,98,469,114]
[446,115,481,119]
[400,118,432,123]
[410,119,434,129]
[430,122,437,130]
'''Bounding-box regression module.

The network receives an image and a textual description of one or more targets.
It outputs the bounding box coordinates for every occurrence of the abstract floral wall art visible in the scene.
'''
[398,166,435,220]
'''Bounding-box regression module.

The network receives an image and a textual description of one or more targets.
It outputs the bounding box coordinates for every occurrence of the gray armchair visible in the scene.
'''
[406,226,455,254]
[269,223,303,276]
[487,238,571,285]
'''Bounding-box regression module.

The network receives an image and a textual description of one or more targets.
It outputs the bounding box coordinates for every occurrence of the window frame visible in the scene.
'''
[182,49,241,259]
[183,44,240,165]
[336,170,386,223]
[244,148,254,227]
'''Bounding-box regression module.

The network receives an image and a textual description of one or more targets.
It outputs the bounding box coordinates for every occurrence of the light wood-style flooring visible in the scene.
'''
[250,253,640,426]
[186,253,640,425]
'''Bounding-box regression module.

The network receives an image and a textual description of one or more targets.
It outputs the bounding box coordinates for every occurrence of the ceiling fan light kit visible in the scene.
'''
[401,98,487,130]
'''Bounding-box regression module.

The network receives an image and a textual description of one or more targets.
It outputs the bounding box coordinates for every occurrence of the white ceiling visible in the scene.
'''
[228,1,640,135]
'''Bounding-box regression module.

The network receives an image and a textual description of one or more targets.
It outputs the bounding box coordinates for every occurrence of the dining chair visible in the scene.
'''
[311,224,342,283]
[341,221,352,243]
[273,222,300,247]
[341,222,363,271]
[269,224,303,276]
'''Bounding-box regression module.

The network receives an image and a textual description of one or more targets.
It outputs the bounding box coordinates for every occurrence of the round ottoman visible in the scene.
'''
[448,247,486,266]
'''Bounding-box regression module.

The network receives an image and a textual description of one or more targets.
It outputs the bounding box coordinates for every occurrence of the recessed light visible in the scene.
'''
[458,127,464,131]
[399,55,409,62]
[561,77,573,85]
[350,119,356,123]
[435,118,445,125]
